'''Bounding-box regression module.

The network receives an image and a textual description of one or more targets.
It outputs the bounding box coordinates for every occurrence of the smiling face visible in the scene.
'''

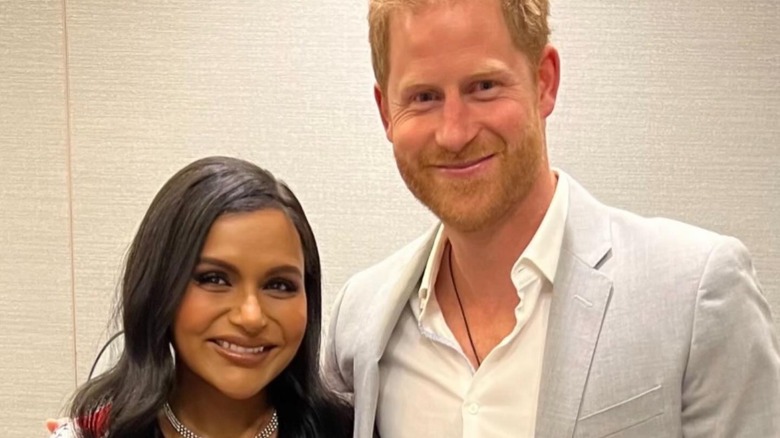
[377,0,557,232]
[172,208,307,402]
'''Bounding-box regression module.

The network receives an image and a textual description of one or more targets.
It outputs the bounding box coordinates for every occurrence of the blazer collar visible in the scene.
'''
[353,224,439,437]
[535,171,615,437]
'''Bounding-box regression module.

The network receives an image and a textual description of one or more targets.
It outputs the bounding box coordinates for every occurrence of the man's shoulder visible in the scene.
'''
[344,224,438,292]
[565,172,734,261]
[599,203,753,285]
[325,225,437,365]
[606,204,730,253]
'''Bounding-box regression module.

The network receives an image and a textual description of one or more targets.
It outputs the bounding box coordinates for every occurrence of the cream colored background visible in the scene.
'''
[1,1,777,436]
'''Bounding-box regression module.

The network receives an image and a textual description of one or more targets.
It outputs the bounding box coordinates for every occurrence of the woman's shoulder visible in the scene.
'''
[49,420,78,438]
[50,405,111,438]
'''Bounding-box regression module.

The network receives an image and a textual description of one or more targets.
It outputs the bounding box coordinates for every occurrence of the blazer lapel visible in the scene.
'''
[354,225,440,437]
[535,174,614,437]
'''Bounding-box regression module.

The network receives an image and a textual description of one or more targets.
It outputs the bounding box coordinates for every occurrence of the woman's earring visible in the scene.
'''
[169,342,176,367]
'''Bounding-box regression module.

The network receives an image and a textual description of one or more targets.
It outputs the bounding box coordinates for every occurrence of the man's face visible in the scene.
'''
[377,0,556,232]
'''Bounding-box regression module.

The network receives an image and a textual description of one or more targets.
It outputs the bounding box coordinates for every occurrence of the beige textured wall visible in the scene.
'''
[0,0,75,436]
[547,1,779,319]
[1,1,777,436]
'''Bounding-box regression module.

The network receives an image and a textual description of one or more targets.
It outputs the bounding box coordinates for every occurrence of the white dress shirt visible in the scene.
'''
[377,174,569,438]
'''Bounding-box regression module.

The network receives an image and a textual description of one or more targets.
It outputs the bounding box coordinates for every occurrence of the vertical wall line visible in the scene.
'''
[61,0,78,387]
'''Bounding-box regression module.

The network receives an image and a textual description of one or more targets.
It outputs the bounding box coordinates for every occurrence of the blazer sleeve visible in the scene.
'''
[323,277,354,399]
[681,236,780,437]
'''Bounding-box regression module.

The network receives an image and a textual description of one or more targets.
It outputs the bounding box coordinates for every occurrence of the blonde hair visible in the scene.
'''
[368,0,550,90]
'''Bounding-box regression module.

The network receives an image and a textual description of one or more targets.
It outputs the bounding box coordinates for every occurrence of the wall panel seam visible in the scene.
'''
[61,0,78,387]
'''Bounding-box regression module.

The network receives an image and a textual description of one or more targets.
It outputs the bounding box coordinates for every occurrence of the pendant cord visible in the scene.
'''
[448,244,481,367]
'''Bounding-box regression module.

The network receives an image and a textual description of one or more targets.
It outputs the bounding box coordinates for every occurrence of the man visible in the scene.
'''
[323,0,780,437]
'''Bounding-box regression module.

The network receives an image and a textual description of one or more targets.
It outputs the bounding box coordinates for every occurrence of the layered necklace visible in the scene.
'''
[163,403,279,438]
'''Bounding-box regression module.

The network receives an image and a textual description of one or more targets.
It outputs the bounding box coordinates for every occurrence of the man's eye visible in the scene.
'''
[412,92,437,103]
[194,272,229,286]
[474,80,497,92]
[265,278,300,294]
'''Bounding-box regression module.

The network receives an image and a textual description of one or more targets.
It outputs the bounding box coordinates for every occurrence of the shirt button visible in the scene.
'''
[467,402,480,415]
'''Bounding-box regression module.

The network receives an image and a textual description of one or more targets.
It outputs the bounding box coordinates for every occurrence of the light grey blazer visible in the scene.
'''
[324,175,780,437]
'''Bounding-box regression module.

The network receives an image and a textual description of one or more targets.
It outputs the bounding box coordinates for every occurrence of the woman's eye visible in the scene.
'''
[194,272,229,287]
[265,278,300,294]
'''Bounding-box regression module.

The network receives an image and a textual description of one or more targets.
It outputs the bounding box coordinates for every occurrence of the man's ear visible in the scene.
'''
[536,44,561,119]
[374,84,393,142]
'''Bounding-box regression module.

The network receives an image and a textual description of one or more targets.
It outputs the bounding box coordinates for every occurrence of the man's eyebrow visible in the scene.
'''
[397,78,435,94]
[467,68,510,80]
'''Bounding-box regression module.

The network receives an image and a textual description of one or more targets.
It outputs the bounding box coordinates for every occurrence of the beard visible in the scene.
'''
[394,119,544,233]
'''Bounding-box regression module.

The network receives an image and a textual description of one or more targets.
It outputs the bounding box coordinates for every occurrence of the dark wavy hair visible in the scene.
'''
[68,156,352,437]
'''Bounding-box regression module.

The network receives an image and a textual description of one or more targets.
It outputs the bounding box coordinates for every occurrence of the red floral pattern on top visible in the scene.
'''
[76,405,111,436]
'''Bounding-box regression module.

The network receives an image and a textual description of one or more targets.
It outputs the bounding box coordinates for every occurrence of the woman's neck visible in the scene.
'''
[161,367,274,438]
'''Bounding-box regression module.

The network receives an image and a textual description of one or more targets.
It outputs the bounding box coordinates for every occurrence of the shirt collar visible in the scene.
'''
[417,225,447,313]
[515,169,569,284]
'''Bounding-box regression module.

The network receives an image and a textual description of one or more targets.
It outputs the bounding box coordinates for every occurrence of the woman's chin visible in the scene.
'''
[215,384,267,401]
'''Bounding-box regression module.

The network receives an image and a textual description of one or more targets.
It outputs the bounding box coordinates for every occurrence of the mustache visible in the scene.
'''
[424,138,506,166]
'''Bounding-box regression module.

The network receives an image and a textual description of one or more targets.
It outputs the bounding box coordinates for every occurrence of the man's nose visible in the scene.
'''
[435,95,478,153]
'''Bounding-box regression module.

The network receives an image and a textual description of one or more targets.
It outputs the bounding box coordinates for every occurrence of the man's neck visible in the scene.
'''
[445,168,557,297]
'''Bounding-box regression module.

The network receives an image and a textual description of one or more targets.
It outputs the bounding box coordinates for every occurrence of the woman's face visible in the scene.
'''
[173,208,308,401]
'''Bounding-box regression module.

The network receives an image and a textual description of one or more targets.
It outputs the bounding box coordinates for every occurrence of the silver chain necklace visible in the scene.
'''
[163,402,278,438]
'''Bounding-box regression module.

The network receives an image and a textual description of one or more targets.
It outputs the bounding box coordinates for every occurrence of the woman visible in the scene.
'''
[51,156,353,437]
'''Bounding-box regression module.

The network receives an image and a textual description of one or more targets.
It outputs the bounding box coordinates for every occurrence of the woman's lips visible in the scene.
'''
[209,339,276,367]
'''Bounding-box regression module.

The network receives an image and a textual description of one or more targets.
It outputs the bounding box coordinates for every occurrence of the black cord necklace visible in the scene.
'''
[448,244,482,367]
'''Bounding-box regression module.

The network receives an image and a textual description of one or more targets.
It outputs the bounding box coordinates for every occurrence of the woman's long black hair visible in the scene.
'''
[68,156,352,437]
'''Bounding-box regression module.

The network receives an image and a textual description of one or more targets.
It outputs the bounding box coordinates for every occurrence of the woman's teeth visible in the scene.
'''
[215,340,267,354]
